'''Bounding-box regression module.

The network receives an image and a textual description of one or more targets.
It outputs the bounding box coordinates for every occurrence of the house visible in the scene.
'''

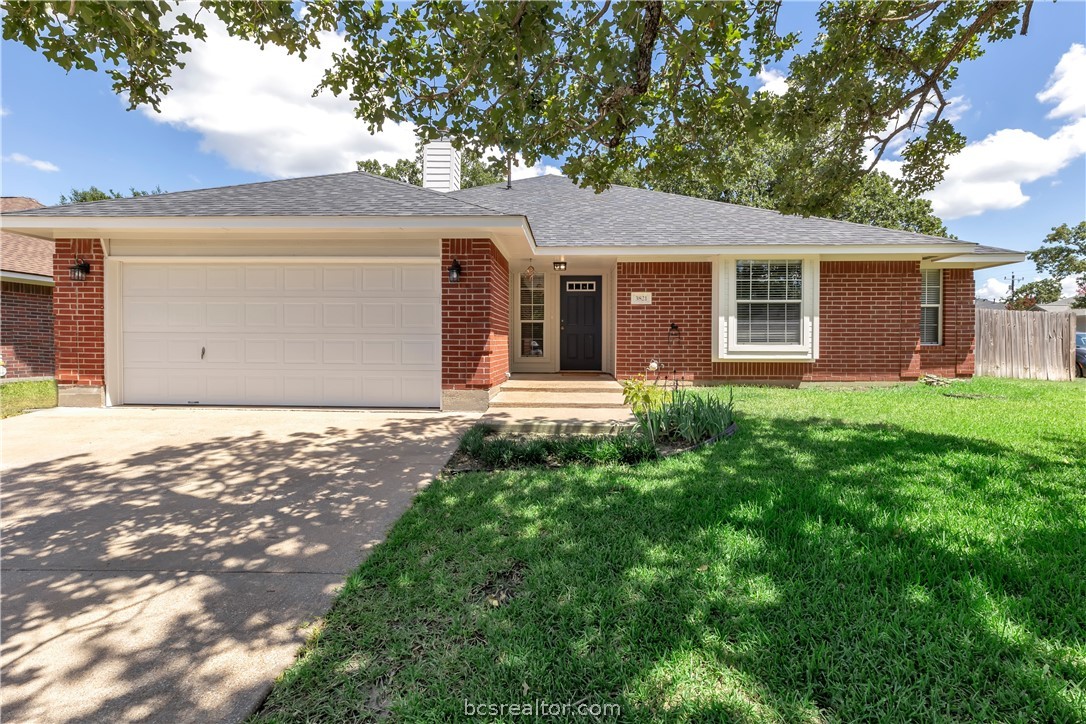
[1030,297,1086,332]
[1,143,1024,410]
[1,197,55,379]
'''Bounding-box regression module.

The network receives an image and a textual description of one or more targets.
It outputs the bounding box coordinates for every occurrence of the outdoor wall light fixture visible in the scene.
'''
[552,260,567,271]
[69,258,91,281]
[448,258,463,283]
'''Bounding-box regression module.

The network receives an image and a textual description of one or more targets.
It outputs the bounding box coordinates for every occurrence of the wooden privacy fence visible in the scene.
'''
[974,308,1077,380]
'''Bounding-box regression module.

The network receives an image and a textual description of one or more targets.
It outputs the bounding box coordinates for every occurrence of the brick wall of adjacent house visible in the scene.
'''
[1,281,54,378]
[53,239,105,387]
[616,261,975,383]
[616,262,714,383]
[441,238,510,390]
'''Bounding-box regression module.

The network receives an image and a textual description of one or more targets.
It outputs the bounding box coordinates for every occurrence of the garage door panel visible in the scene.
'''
[167,338,204,363]
[206,266,243,291]
[402,266,439,292]
[397,373,440,407]
[360,339,396,365]
[167,266,206,292]
[402,339,439,366]
[283,302,318,328]
[321,267,357,292]
[361,266,398,292]
[205,375,241,401]
[121,261,440,407]
[168,302,204,327]
[284,339,319,364]
[322,303,357,328]
[401,301,439,332]
[206,339,241,363]
[206,302,242,328]
[244,267,279,291]
[284,267,319,291]
[323,339,359,364]
[244,339,280,364]
[124,300,168,329]
[245,303,279,327]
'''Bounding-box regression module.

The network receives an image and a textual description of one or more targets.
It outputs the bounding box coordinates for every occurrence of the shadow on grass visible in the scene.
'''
[255,413,1085,722]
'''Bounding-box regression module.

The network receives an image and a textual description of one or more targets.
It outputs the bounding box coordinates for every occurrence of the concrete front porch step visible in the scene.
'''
[499,382,622,394]
[481,406,635,435]
[489,401,627,409]
[489,391,626,408]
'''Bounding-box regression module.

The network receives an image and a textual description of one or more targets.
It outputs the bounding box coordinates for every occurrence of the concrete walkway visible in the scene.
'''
[0,407,475,724]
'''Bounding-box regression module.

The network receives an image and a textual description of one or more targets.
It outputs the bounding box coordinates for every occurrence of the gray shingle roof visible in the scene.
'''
[450,175,972,247]
[5,172,500,217]
[970,244,1021,255]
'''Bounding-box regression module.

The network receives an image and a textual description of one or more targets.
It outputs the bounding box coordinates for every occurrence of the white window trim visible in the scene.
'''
[713,255,820,361]
[920,268,943,346]
[516,271,549,361]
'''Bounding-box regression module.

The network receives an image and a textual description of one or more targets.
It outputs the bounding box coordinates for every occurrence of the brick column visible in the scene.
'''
[440,238,509,410]
[53,239,105,405]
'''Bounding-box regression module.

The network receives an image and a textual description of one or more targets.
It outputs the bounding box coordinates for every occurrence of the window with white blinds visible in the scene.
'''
[920,269,942,345]
[735,260,803,344]
[519,273,545,357]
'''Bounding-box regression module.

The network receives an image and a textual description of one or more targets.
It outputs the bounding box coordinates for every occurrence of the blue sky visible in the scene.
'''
[2,2,1084,299]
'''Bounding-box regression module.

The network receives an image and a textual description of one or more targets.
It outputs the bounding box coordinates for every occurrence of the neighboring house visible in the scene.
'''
[1,197,55,379]
[2,143,1024,410]
[975,299,1006,311]
[1030,297,1086,332]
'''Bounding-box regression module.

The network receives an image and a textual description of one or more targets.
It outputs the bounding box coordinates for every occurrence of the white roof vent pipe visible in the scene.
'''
[421,141,462,192]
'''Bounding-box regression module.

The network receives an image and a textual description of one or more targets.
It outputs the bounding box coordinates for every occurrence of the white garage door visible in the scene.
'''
[121,262,441,407]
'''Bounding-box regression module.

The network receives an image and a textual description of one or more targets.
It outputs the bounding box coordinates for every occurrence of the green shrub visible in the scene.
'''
[635,388,734,446]
[621,374,671,414]
[455,426,658,471]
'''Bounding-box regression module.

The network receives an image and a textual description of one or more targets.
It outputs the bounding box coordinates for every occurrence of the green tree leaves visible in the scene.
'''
[5,1,1036,216]
[1004,278,1063,311]
[1029,221,1086,308]
[58,185,164,204]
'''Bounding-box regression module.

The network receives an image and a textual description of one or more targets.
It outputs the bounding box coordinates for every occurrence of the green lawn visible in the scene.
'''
[0,379,56,418]
[254,378,1085,722]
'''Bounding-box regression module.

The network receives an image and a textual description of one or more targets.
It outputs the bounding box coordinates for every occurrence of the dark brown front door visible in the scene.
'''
[560,276,602,371]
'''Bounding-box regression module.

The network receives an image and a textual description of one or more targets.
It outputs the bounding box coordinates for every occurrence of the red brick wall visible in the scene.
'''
[615,260,976,383]
[53,239,105,387]
[441,238,510,390]
[1,281,54,378]
[917,268,975,377]
[616,262,713,383]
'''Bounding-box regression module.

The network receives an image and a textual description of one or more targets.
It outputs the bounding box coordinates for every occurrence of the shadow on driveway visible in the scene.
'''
[0,407,474,723]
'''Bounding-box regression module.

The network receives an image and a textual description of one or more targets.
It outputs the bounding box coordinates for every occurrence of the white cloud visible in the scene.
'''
[139,12,560,181]
[1036,43,1086,119]
[925,44,1086,219]
[2,152,59,172]
[976,277,1010,300]
[755,68,788,96]
[139,14,416,178]
[975,275,1079,301]
[0,106,9,117]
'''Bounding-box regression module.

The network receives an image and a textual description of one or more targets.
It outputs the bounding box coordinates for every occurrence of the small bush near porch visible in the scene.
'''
[253,378,1085,722]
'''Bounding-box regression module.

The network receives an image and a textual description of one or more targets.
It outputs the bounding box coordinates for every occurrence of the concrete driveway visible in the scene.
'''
[0,407,475,723]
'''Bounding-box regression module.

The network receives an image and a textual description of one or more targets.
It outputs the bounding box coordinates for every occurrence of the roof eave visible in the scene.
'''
[0,214,531,240]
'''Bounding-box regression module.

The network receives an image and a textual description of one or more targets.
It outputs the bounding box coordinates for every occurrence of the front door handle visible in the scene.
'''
[201,346,206,360]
